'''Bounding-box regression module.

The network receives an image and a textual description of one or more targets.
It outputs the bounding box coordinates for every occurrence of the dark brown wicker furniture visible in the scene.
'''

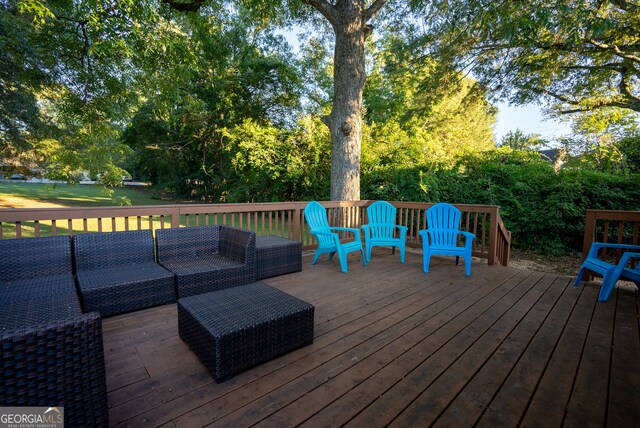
[256,235,302,279]
[74,230,175,316]
[0,236,108,427]
[156,225,257,298]
[177,282,314,382]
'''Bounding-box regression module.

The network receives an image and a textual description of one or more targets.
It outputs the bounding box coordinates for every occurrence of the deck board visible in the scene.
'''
[103,251,640,427]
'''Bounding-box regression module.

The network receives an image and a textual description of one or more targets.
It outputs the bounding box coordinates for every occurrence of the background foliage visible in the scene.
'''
[362,149,640,254]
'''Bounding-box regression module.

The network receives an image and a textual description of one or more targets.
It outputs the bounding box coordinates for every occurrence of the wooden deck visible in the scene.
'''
[103,251,640,427]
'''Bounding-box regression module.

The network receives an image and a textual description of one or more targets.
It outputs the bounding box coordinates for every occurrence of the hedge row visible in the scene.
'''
[361,151,640,254]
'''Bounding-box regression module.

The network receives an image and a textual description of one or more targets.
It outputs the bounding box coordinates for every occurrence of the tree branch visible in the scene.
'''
[586,38,640,63]
[364,0,389,21]
[540,88,640,114]
[610,0,640,13]
[560,63,624,71]
[161,0,205,12]
[618,67,640,104]
[302,0,336,25]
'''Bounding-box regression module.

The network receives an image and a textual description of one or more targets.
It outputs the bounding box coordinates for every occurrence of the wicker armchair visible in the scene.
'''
[74,230,175,316]
[0,236,108,427]
[156,225,257,298]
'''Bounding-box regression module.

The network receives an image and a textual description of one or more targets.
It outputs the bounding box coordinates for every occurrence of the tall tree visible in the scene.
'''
[165,0,390,200]
[303,0,388,200]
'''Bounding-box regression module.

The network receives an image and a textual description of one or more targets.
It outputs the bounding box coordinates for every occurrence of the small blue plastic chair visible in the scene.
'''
[361,201,407,263]
[303,201,366,273]
[419,203,476,276]
[574,242,640,302]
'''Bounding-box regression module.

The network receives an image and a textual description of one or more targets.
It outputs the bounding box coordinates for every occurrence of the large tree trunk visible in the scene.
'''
[323,4,367,201]
[308,0,387,201]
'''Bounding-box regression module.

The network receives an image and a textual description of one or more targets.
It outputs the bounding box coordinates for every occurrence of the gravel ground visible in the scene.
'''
[509,248,583,277]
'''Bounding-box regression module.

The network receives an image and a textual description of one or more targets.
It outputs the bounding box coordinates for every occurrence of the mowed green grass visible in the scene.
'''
[0,182,179,238]
[0,181,174,207]
[0,182,293,239]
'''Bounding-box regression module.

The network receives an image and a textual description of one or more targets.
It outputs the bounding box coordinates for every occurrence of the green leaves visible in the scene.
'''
[422,0,640,115]
[16,0,54,26]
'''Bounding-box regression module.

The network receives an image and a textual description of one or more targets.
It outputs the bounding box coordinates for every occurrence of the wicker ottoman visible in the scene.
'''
[177,282,314,382]
[256,235,302,279]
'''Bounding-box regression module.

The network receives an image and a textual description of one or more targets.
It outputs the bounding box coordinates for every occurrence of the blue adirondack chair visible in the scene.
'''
[574,242,640,302]
[361,201,407,263]
[304,201,366,273]
[418,203,476,276]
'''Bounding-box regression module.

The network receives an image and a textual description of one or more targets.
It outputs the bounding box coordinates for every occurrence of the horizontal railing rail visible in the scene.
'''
[0,200,511,265]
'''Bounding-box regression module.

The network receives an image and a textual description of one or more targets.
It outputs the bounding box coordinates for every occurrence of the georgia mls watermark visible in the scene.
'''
[0,407,63,428]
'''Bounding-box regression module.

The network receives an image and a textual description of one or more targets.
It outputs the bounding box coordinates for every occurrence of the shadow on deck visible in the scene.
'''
[103,250,640,427]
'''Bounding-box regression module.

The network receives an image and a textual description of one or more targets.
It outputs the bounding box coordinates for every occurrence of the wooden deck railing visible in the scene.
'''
[0,201,511,266]
[582,209,640,261]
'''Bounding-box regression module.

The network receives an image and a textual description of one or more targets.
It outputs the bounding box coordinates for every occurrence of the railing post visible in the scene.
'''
[292,205,302,242]
[488,206,498,266]
[582,210,596,261]
[171,206,181,229]
[503,230,511,266]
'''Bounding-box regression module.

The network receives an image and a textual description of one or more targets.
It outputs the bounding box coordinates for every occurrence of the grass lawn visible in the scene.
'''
[0,182,293,239]
[0,182,176,208]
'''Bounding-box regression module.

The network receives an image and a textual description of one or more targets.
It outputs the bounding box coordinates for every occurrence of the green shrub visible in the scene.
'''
[362,149,640,254]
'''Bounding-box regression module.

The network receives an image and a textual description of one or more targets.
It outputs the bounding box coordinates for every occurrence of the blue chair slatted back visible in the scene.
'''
[304,201,335,248]
[426,202,462,248]
[366,201,397,240]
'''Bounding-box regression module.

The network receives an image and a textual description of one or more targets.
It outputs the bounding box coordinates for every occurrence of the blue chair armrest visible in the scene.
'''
[329,227,362,240]
[361,224,372,241]
[310,230,337,238]
[588,242,640,258]
[619,251,640,278]
[330,226,360,232]
[418,229,475,246]
[460,231,476,249]
[362,224,407,235]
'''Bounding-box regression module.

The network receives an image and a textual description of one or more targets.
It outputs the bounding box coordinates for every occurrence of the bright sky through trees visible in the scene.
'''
[495,103,572,143]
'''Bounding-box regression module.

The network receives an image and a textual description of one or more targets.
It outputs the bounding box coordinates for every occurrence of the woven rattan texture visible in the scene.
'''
[0,235,72,281]
[0,287,81,332]
[178,282,314,382]
[156,225,220,262]
[76,263,175,316]
[0,312,109,427]
[73,229,156,270]
[0,235,108,425]
[74,230,176,316]
[157,225,257,298]
[256,235,302,279]
[0,273,76,302]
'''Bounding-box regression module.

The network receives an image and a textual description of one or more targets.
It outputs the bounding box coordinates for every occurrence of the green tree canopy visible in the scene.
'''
[499,129,547,151]
[421,0,640,115]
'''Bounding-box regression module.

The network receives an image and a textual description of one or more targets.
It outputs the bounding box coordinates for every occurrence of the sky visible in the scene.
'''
[494,102,573,144]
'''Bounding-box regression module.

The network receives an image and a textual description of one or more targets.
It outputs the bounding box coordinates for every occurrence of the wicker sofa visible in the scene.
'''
[0,236,108,427]
[74,229,175,316]
[156,225,257,298]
